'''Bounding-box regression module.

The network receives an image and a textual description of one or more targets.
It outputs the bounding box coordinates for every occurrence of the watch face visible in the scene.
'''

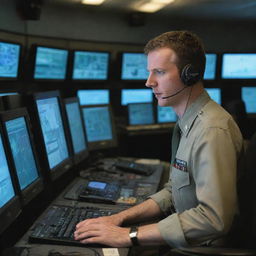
[130,232,137,238]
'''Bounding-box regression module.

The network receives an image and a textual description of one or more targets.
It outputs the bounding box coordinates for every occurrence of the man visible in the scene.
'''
[74,31,244,248]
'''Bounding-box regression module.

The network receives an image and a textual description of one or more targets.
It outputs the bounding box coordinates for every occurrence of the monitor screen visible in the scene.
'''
[65,101,87,154]
[36,97,69,169]
[81,105,117,150]
[204,53,217,80]
[121,89,153,106]
[34,46,68,80]
[242,87,256,113]
[0,92,18,97]
[221,53,256,79]
[0,133,15,208]
[0,41,21,79]
[128,103,154,125]
[72,51,109,80]
[77,89,109,105]
[0,129,21,234]
[205,88,221,105]
[157,106,177,123]
[5,117,39,191]
[121,53,149,80]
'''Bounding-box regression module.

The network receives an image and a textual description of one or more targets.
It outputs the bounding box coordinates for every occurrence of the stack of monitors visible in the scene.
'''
[0,41,21,80]
[121,52,149,80]
[121,89,153,106]
[221,53,256,79]
[0,108,43,206]
[242,87,256,114]
[81,104,117,150]
[32,45,69,80]
[64,97,89,164]
[32,91,73,181]
[72,50,110,80]
[205,88,221,105]
[157,106,177,123]
[77,89,109,105]
[204,53,217,80]
[0,125,21,234]
[128,103,154,126]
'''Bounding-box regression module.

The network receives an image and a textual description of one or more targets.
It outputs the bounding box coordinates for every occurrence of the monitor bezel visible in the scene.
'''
[63,97,89,164]
[220,52,256,81]
[30,44,69,82]
[0,39,22,81]
[119,51,149,82]
[0,124,21,234]
[81,104,118,151]
[33,90,73,181]
[127,102,155,126]
[0,108,44,206]
[70,49,110,81]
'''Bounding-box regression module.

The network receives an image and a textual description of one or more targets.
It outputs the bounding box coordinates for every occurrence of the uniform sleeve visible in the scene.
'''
[156,123,243,247]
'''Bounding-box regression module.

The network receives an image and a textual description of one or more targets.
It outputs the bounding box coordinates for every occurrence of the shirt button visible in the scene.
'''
[185,125,188,130]
[199,111,203,115]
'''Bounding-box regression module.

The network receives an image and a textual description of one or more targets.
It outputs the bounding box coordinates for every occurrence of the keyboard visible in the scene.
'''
[29,204,116,247]
[114,159,154,176]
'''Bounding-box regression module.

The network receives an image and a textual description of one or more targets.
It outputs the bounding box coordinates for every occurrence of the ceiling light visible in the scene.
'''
[134,0,175,13]
[81,0,105,5]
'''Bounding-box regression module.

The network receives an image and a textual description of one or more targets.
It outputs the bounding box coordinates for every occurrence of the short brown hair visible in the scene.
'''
[144,30,206,80]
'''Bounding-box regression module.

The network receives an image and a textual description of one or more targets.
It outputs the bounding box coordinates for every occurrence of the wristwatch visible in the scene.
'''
[129,226,139,246]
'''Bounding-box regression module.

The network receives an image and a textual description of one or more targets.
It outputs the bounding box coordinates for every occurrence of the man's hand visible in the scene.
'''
[74,215,131,247]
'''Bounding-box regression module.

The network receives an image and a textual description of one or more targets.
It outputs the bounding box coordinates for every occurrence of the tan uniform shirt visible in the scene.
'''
[150,91,244,247]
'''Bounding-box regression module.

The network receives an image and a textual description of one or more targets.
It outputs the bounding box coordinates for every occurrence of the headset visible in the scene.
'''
[180,64,201,86]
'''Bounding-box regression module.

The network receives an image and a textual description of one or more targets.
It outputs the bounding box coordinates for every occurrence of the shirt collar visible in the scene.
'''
[178,90,211,137]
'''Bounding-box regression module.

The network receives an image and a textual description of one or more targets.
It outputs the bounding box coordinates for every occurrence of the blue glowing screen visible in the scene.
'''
[0,133,15,208]
[34,46,68,79]
[204,54,217,80]
[72,51,109,80]
[128,103,154,125]
[65,102,87,154]
[205,88,221,105]
[242,87,256,113]
[121,53,149,80]
[82,106,112,142]
[157,106,177,123]
[77,90,109,105]
[121,89,153,106]
[5,117,39,190]
[36,97,69,169]
[0,42,20,78]
[222,53,256,79]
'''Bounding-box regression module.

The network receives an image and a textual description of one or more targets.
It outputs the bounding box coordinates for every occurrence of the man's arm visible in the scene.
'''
[74,198,166,247]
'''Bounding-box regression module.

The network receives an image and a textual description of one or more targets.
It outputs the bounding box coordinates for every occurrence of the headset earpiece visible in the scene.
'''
[180,64,200,86]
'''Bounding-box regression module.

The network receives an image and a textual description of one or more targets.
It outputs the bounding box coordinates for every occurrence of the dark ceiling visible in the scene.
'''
[45,0,256,20]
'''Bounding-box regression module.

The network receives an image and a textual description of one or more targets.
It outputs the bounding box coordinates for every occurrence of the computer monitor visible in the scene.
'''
[0,41,21,80]
[205,88,221,105]
[33,45,68,80]
[33,91,73,181]
[204,53,217,80]
[72,50,109,80]
[221,53,256,79]
[157,106,177,123]
[77,89,109,105]
[64,97,89,164]
[0,126,21,234]
[128,103,155,125]
[121,89,153,106]
[0,108,44,206]
[0,92,18,97]
[81,104,117,150]
[121,52,149,80]
[242,87,256,114]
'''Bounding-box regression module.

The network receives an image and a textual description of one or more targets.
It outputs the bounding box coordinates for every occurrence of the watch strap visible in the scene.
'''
[129,226,139,246]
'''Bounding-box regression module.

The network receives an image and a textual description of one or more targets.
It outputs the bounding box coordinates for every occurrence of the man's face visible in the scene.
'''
[146,47,185,107]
